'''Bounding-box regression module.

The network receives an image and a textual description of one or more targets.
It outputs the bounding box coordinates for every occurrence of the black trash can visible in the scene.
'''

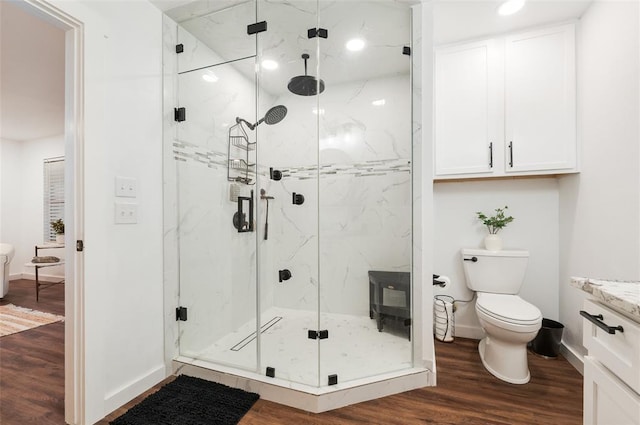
[529,318,564,358]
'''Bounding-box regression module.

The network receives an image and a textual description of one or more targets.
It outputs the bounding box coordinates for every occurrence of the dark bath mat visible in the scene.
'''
[110,375,259,425]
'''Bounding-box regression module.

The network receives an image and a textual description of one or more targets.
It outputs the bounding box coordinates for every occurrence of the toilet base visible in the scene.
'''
[478,337,531,385]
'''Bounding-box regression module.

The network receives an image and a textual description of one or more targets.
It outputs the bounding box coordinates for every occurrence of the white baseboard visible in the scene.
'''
[452,324,485,340]
[103,365,167,417]
[560,342,584,375]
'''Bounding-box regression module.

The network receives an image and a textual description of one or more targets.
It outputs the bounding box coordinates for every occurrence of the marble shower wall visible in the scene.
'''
[259,74,412,316]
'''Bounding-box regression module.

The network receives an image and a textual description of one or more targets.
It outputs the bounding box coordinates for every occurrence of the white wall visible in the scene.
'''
[1,135,66,279]
[434,178,560,338]
[45,1,165,423]
[0,139,22,261]
[558,0,640,363]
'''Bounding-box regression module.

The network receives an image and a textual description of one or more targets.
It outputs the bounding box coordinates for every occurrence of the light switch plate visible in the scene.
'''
[115,203,137,224]
[115,176,137,198]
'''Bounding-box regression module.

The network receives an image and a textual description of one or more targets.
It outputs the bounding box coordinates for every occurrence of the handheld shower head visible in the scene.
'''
[235,105,288,131]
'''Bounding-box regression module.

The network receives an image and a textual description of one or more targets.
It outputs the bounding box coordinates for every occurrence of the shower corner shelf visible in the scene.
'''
[228,122,256,185]
[231,136,256,151]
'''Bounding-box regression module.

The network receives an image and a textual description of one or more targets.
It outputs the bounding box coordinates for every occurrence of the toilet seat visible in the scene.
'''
[476,293,541,332]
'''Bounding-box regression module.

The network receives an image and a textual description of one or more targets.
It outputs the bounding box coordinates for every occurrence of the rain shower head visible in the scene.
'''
[288,54,325,96]
[235,105,288,131]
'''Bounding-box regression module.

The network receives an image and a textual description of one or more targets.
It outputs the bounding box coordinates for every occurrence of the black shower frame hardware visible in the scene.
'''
[308,329,328,340]
[308,28,328,39]
[175,44,184,54]
[269,167,282,181]
[174,107,186,122]
[328,374,338,386]
[292,192,305,205]
[247,21,267,35]
[402,46,411,56]
[266,367,275,378]
[278,269,292,282]
[175,306,188,321]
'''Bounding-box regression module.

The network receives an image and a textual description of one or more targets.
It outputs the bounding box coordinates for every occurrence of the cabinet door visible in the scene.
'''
[434,39,503,177]
[584,356,640,425]
[505,24,576,173]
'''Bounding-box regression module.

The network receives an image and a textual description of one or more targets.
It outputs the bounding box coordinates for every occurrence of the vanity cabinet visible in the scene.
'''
[434,23,577,179]
[582,299,640,425]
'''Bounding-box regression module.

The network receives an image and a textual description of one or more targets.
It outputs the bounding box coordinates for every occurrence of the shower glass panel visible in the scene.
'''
[171,0,414,390]
[317,1,413,384]
[255,0,321,387]
[174,1,260,373]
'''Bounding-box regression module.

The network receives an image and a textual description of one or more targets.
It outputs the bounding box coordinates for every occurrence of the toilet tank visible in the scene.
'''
[461,248,529,294]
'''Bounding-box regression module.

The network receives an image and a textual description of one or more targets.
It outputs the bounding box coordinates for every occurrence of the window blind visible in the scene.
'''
[43,157,65,242]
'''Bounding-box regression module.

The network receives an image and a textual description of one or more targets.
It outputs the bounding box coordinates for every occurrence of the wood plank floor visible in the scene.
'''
[0,279,65,425]
[1,279,583,424]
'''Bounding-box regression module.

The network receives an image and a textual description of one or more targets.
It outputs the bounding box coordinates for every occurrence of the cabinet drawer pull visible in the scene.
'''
[508,141,513,167]
[489,142,493,168]
[580,310,624,334]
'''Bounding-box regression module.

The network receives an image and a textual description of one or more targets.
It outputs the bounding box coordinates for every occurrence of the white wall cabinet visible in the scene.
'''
[434,23,577,179]
[582,299,640,425]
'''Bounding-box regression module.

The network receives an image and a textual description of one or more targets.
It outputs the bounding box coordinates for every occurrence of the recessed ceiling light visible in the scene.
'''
[261,59,279,70]
[372,99,386,106]
[497,0,525,16]
[202,71,219,83]
[346,38,365,52]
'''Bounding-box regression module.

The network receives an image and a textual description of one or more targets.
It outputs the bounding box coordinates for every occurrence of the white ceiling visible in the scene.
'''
[433,0,593,45]
[0,1,65,142]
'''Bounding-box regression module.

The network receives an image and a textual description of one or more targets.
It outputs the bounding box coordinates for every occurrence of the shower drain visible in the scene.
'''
[230,316,282,352]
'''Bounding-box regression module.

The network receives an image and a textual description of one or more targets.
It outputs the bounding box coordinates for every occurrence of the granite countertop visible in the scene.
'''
[571,277,640,322]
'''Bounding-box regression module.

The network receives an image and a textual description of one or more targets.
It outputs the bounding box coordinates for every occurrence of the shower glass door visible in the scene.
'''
[317,1,414,385]
[174,1,261,372]
[255,0,321,387]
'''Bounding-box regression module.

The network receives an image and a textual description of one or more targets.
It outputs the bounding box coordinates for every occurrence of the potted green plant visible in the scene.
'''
[475,206,514,251]
[51,218,65,244]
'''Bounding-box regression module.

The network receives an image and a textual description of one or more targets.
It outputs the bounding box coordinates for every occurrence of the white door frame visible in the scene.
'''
[18,1,85,423]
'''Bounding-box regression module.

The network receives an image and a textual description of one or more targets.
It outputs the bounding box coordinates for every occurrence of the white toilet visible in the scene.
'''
[461,248,542,384]
[0,243,16,298]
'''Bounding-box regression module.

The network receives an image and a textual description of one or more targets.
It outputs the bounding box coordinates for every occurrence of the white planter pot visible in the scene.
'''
[484,234,502,251]
[56,234,65,244]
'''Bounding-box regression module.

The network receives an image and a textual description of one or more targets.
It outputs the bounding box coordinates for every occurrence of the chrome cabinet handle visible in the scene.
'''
[580,310,624,334]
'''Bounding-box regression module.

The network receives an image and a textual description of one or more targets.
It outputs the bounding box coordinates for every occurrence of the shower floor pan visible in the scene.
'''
[173,307,431,412]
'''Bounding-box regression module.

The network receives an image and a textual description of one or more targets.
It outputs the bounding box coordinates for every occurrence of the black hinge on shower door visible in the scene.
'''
[402,46,411,56]
[176,307,188,321]
[76,240,84,252]
[174,107,186,122]
[308,28,328,39]
[247,21,267,35]
[308,330,329,340]
[175,44,184,54]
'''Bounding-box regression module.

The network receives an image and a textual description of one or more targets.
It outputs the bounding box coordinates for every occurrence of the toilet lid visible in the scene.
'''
[476,293,541,325]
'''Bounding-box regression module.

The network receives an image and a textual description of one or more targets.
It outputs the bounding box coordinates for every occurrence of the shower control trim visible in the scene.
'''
[279,269,292,282]
[292,193,305,205]
[270,167,283,181]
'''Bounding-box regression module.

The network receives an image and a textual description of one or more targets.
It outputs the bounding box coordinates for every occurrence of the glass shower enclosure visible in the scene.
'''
[164,0,418,400]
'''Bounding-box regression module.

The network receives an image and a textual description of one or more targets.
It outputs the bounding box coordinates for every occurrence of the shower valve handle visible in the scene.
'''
[292,193,305,205]
[279,269,292,283]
